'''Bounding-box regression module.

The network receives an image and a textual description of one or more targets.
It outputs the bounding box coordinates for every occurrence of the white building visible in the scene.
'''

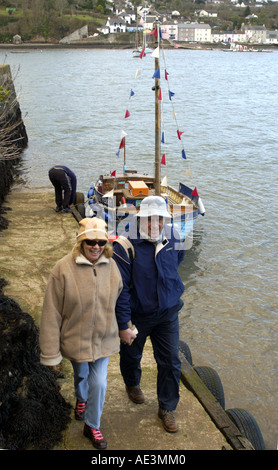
[243,24,267,43]
[267,29,278,44]
[178,23,211,43]
[105,17,127,33]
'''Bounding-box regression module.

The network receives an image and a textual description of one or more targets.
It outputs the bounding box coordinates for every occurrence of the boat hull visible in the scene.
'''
[85,173,203,242]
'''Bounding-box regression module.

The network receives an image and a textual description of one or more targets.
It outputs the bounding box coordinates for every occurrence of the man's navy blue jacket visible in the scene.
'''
[113,223,185,331]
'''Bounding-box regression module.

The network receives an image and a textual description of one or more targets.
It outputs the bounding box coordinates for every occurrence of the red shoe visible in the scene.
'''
[84,423,107,449]
[74,400,86,421]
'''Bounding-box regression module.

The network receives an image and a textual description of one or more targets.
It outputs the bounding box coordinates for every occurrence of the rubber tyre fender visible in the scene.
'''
[75,192,85,205]
[77,203,85,218]
[193,366,225,409]
[226,408,265,450]
[179,340,193,365]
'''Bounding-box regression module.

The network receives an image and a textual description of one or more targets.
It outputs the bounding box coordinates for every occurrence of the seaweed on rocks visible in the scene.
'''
[0,283,72,450]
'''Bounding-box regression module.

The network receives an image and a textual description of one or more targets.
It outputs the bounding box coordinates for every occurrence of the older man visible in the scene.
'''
[113,196,185,433]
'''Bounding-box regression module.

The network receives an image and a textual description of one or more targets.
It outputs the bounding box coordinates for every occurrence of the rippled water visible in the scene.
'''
[1,47,277,449]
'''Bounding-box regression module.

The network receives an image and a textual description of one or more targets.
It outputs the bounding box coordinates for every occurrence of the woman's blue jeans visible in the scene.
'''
[71,357,109,429]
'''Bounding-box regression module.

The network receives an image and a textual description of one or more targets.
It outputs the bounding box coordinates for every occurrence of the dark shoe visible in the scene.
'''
[158,408,178,433]
[126,385,145,404]
[83,423,107,450]
[74,400,86,421]
[55,206,63,212]
[61,207,72,213]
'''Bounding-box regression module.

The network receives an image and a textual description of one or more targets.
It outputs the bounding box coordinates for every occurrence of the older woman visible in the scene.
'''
[39,218,123,450]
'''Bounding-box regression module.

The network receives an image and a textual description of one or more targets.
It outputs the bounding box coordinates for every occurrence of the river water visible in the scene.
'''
[1,47,277,449]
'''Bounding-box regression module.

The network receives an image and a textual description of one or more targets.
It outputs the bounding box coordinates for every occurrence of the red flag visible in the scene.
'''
[139,48,146,59]
[177,130,184,140]
[159,89,162,100]
[161,154,166,165]
[111,170,116,177]
[149,28,158,37]
[119,137,125,149]
[124,110,130,118]
[191,187,199,197]
[165,70,169,80]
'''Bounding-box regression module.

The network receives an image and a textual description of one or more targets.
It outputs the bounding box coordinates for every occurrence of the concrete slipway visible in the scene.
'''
[0,188,254,452]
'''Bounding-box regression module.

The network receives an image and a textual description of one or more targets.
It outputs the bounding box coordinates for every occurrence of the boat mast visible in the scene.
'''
[154,20,161,196]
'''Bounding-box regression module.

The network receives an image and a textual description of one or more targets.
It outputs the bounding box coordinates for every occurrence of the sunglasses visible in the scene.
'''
[84,239,107,247]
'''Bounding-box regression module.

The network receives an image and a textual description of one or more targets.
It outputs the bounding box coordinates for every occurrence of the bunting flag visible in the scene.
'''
[149,28,158,37]
[124,110,130,118]
[151,47,160,58]
[116,150,120,157]
[181,149,186,160]
[139,48,146,59]
[191,187,199,197]
[168,90,175,101]
[161,131,165,143]
[130,89,135,98]
[161,175,167,186]
[165,70,169,80]
[177,130,184,140]
[159,88,162,100]
[111,170,116,177]
[161,154,166,165]
[152,67,160,79]
[135,69,141,79]
[119,137,125,149]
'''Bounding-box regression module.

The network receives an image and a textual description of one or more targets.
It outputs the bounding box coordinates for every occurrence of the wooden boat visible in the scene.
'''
[83,22,205,242]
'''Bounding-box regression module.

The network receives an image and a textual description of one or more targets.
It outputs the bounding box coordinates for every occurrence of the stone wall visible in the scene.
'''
[0,64,28,205]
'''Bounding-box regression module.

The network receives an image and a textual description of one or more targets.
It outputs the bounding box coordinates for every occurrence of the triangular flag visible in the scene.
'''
[120,130,127,139]
[149,28,158,37]
[161,131,165,143]
[161,176,167,186]
[177,130,184,140]
[161,154,166,165]
[152,67,160,79]
[168,90,175,100]
[139,48,146,59]
[130,89,135,98]
[165,70,169,80]
[159,89,162,100]
[191,187,199,197]
[111,170,116,177]
[124,110,130,118]
[181,149,186,159]
[151,47,160,58]
[116,150,120,157]
[119,137,125,149]
[135,69,141,79]
[103,189,114,198]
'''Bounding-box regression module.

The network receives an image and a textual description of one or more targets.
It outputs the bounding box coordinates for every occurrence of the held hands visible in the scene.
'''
[119,327,137,346]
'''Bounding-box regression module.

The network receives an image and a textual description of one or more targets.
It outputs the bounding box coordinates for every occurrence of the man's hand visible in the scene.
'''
[119,328,137,345]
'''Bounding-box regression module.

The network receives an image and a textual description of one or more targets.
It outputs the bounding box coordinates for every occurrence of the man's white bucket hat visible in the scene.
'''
[137,196,171,219]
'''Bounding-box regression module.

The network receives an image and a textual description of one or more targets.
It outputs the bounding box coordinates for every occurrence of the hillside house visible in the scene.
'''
[178,23,211,43]
[105,17,127,33]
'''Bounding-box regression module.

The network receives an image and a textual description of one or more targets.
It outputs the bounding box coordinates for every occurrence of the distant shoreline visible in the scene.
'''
[0,41,276,51]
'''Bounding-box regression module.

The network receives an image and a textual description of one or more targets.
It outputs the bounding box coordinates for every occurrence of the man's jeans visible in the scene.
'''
[120,307,181,411]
